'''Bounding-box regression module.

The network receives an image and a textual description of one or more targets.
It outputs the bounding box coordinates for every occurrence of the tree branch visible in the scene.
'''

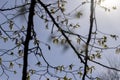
[22,0,36,80]
[0,3,30,11]
[37,0,84,63]
[82,0,94,79]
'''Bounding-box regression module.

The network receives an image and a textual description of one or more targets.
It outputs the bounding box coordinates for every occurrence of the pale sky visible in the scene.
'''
[1,0,120,80]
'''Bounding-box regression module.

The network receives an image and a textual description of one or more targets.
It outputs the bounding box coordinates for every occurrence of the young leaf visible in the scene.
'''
[96,53,101,59]
[57,16,59,21]
[21,25,25,30]
[61,39,66,44]
[50,9,55,13]
[74,24,80,28]
[112,6,117,10]
[27,73,30,80]
[18,63,22,68]
[34,38,40,45]
[76,12,82,18]
[3,37,8,42]
[115,48,120,54]
[110,34,118,40]
[46,23,49,29]
[77,38,81,44]
[53,38,59,44]
[48,45,51,50]
[46,78,49,80]
[78,71,82,77]
[9,62,14,69]
[36,61,41,66]
[69,64,74,70]
[63,76,68,80]
[10,52,14,55]
[9,21,13,30]
[18,50,23,57]
[14,71,17,74]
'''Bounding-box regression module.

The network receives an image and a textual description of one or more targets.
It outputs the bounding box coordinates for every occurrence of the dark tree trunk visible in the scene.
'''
[22,0,36,80]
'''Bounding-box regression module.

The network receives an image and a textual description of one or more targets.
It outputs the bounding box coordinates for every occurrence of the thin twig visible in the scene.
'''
[82,0,94,79]
[38,0,85,64]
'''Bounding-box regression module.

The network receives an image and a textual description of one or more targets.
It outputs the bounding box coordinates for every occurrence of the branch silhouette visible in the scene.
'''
[22,0,36,80]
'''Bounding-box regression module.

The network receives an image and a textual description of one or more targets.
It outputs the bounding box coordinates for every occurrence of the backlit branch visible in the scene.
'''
[37,0,85,64]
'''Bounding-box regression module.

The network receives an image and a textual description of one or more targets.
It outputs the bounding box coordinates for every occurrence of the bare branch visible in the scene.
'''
[22,0,36,80]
